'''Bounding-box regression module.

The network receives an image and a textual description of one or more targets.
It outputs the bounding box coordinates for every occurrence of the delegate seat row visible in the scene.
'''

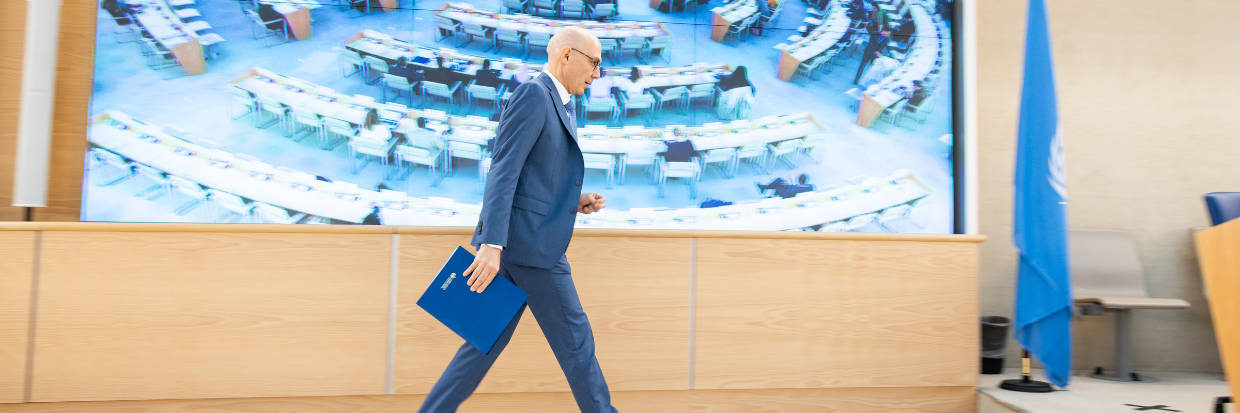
[435,3,669,59]
[103,0,226,76]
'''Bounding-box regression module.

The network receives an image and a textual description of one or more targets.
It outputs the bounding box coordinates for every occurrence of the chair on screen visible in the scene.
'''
[735,144,768,175]
[340,49,365,78]
[422,81,461,109]
[645,36,672,64]
[503,0,528,13]
[206,189,255,223]
[619,93,655,125]
[583,153,616,189]
[290,108,324,144]
[131,163,170,200]
[252,202,308,224]
[658,159,701,199]
[362,56,389,85]
[701,148,738,179]
[447,141,486,179]
[434,16,461,43]
[589,3,616,20]
[457,23,493,50]
[618,38,646,64]
[139,39,182,79]
[620,151,658,185]
[256,96,290,136]
[245,10,288,47]
[166,175,209,218]
[228,86,257,121]
[467,83,503,115]
[349,135,398,175]
[383,74,417,106]
[843,213,883,232]
[532,0,558,16]
[767,139,803,169]
[561,0,587,20]
[494,28,526,55]
[651,86,689,117]
[877,204,919,232]
[902,94,934,125]
[687,84,716,109]
[525,33,552,59]
[583,97,619,125]
[89,149,135,187]
[817,221,848,232]
[799,133,828,164]
[322,117,357,151]
[394,145,443,183]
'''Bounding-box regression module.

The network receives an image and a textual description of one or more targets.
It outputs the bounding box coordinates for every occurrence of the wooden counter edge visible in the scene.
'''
[0,222,986,242]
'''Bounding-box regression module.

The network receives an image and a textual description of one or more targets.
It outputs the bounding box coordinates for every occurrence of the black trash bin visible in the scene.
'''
[981,316,1010,374]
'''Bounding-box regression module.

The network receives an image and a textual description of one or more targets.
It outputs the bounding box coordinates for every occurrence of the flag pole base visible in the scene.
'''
[1000,378,1054,393]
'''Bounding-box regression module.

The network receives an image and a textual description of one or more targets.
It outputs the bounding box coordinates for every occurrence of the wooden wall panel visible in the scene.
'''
[0,387,974,413]
[694,238,979,390]
[30,231,390,402]
[0,0,26,221]
[0,231,36,403]
[395,236,691,394]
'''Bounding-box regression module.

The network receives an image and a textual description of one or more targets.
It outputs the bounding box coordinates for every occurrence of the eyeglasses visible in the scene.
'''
[570,47,601,70]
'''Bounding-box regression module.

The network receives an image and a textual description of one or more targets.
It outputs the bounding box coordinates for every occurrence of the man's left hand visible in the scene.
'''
[579,193,606,214]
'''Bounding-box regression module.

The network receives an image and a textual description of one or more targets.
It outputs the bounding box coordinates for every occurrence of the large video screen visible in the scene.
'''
[85,0,955,233]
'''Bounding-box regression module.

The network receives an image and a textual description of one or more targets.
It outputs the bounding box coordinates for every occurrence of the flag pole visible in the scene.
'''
[1000,348,1053,392]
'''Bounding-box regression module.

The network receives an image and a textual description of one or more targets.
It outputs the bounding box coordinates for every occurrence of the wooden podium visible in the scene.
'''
[1195,218,1240,402]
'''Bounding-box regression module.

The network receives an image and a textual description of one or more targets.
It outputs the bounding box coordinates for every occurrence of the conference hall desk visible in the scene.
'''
[258,0,321,41]
[709,0,757,42]
[0,222,981,412]
[436,3,672,44]
[129,0,206,75]
[856,4,945,128]
[776,1,850,81]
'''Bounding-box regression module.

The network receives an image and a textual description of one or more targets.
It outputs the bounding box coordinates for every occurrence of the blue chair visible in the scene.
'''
[1204,192,1240,225]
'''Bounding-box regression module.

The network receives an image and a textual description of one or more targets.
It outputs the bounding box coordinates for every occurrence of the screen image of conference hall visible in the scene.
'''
[86,0,954,233]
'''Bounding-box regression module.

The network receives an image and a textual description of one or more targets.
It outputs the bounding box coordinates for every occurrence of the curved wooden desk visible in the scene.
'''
[0,223,981,412]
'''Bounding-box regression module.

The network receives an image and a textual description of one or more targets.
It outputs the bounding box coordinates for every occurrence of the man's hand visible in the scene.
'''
[465,244,502,293]
[578,193,606,214]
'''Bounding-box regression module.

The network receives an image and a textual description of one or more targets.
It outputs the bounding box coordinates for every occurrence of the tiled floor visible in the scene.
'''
[978,369,1233,413]
[84,0,956,232]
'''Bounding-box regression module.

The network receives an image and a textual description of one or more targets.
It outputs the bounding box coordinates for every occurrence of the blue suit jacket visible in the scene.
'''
[472,73,584,269]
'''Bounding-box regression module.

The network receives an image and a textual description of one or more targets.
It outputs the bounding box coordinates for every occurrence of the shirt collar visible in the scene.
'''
[542,68,572,105]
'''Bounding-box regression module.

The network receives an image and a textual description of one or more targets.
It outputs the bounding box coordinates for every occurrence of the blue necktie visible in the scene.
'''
[563,101,577,133]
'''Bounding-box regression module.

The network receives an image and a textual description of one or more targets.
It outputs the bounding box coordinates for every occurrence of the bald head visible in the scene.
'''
[545,26,602,95]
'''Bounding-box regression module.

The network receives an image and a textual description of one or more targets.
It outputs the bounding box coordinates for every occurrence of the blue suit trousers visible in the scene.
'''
[418,255,619,413]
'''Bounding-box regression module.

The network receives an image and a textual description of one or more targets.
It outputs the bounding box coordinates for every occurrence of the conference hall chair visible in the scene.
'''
[589,3,616,20]
[583,153,616,189]
[619,150,658,185]
[394,145,443,183]
[346,0,371,17]
[131,163,170,200]
[139,39,182,79]
[561,0,587,19]
[877,204,920,232]
[89,149,135,187]
[619,92,655,125]
[290,108,324,144]
[617,38,646,64]
[422,81,461,110]
[110,14,138,43]
[467,83,503,115]
[447,141,487,179]
[322,117,357,151]
[735,143,768,174]
[1205,192,1240,225]
[362,56,389,85]
[383,74,417,105]
[583,97,620,125]
[902,94,934,125]
[340,49,365,78]
[434,16,461,43]
[766,139,803,170]
[843,213,883,232]
[350,135,398,175]
[245,10,288,47]
[256,96,291,136]
[793,54,826,81]
[206,189,256,223]
[798,132,828,164]
[1070,229,1191,383]
[687,83,716,110]
[252,202,308,224]
[456,23,493,50]
[651,86,689,117]
[532,0,558,16]
[165,175,209,218]
[877,100,907,127]
[173,8,201,20]
[701,147,738,178]
[597,39,620,65]
[525,33,552,59]
[645,36,673,64]
[228,86,258,121]
[504,0,528,13]
[494,28,526,54]
[657,159,701,199]
[817,221,848,232]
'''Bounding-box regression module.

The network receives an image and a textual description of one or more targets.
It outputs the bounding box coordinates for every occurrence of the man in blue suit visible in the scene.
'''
[418,27,616,413]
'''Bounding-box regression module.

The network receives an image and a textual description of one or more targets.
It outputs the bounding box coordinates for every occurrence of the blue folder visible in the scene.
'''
[416,246,529,355]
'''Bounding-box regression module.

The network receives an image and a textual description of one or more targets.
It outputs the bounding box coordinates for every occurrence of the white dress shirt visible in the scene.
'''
[485,70,575,253]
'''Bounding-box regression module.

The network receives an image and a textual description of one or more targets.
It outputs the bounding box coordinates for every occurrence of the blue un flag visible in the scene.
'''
[1013,0,1073,389]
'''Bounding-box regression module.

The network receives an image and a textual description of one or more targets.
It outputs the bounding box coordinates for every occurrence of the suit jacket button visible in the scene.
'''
[570,208,577,214]
[575,180,582,186]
